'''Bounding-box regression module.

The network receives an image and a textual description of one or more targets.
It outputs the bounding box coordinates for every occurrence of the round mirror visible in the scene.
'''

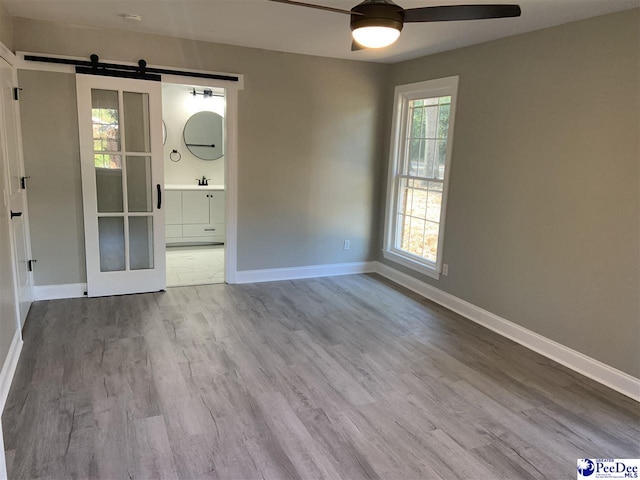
[183,111,224,160]
[162,121,167,145]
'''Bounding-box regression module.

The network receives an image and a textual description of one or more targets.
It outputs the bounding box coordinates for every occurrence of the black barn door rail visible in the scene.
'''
[24,54,240,83]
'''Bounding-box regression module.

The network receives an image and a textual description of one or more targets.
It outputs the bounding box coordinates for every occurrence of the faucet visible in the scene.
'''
[196,176,209,186]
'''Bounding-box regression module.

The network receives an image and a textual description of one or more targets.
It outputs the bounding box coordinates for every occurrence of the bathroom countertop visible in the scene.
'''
[165,184,225,191]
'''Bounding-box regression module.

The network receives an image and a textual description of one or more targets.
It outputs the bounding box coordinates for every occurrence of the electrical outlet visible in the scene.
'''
[343,240,351,251]
[442,263,449,276]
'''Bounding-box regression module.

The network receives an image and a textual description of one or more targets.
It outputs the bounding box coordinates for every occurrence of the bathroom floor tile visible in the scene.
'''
[166,245,225,287]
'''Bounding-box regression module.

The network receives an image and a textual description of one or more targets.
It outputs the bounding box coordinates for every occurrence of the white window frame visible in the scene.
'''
[382,76,459,280]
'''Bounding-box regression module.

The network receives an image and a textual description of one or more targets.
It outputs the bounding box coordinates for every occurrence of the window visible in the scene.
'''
[383,76,459,279]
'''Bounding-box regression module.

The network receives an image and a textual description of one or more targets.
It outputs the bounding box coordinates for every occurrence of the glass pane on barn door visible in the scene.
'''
[95,154,123,213]
[126,156,152,212]
[129,216,154,270]
[124,92,151,153]
[98,217,125,272]
[92,89,120,152]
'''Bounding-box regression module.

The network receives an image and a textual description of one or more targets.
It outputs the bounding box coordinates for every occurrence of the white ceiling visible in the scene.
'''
[3,0,638,63]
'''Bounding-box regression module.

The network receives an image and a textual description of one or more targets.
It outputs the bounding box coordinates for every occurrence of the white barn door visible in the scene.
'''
[76,74,165,297]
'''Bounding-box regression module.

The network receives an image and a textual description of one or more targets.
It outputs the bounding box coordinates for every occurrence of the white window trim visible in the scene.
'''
[382,76,459,280]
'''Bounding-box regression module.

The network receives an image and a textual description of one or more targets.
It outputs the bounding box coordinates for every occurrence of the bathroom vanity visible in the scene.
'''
[164,185,225,245]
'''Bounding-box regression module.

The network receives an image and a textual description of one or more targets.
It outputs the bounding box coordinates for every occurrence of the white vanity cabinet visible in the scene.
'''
[165,191,183,239]
[164,186,225,245]
[182,191,210,224]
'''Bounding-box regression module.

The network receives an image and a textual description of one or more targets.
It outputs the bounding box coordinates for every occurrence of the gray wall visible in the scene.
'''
[13,17,389,278]
[382,9,640,377]
[0,2,12,51]
[18,70,86,285]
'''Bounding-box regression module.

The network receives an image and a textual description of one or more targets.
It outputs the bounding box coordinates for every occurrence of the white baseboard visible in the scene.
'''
[375,262,640,402]
[235,261,377,284]
[34,283,87,301]
[0,329,23,414]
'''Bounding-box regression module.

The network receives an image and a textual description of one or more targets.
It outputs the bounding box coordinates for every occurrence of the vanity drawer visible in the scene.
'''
[182,223,225,238]
[165,224,182,238]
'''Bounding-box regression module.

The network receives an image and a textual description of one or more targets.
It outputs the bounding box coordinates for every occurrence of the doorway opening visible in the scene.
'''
[162,83,226,287]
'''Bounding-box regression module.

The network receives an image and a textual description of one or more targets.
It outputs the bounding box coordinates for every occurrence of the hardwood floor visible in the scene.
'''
[2,274,639,479]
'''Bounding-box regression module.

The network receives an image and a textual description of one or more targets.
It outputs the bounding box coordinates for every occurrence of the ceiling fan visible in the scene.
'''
[268,0,521,50]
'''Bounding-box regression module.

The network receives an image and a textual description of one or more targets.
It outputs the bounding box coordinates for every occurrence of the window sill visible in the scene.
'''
[382,250,440,280]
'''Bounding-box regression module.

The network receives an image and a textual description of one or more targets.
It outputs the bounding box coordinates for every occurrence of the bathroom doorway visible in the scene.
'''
[162,83,227,287]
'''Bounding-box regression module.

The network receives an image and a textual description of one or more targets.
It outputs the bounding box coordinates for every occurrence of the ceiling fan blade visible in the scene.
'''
[351,40,366,51]
[404,4,521,22]
[267,0,361,16]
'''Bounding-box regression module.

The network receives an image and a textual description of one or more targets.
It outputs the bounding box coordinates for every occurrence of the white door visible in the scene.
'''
[0,55,33,326]
[76,74,165,297]
[0,79,20,361]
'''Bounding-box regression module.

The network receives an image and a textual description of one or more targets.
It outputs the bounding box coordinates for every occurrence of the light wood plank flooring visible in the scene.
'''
[3,274,639,479]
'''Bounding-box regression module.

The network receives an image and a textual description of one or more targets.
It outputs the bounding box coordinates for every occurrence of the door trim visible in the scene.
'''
[0,42,15,67]
[0,48,34,324]
[0,40,22,480]
[223,86,238,283]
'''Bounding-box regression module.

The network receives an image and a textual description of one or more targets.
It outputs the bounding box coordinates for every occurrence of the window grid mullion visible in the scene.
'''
[394,176,405,250]
[419,198,427,258]
[397,175,443,184]
[391,92,453,265]
[407,178,414,252]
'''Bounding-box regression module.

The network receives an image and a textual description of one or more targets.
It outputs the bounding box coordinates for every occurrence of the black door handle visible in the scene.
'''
[10,210,22,219]
[157,184,162,209]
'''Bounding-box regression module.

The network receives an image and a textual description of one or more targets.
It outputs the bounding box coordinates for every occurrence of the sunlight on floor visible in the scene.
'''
[166,245,224,287]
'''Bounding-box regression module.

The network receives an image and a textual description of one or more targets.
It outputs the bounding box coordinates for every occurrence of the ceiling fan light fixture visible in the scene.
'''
[349,2,404,49]
[352,25,400,48]
[267,0,522,52]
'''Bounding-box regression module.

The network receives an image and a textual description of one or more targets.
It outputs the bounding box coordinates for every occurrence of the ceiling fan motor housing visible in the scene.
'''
[350,1,405,33]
